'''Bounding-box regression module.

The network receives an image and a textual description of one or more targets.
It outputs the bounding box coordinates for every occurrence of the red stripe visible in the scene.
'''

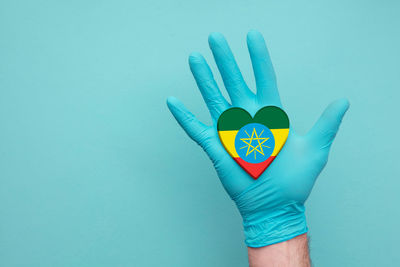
[233,156,276,179]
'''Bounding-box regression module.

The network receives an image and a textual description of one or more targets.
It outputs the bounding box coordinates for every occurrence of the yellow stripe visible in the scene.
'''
[271,129,289,156]
[218,130,239,157]
[218,128,289,158]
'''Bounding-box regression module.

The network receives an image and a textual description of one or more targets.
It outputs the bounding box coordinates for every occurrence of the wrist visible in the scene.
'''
[232,178,308,247]
[243,203,308,247]
[248,233,310,267]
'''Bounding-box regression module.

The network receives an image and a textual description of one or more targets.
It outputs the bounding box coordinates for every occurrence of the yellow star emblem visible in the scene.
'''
[239,128,271,159]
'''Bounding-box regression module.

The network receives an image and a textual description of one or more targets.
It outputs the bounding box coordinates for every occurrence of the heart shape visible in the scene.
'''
[217,106,289,179]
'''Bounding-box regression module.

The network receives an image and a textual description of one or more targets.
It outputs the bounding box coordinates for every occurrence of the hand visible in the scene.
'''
[167,30,349,247]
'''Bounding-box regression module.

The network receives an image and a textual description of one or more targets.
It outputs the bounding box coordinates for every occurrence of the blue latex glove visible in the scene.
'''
[167,30,349,247]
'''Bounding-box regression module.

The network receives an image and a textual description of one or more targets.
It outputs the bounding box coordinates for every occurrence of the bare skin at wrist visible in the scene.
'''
[248,233,310,267]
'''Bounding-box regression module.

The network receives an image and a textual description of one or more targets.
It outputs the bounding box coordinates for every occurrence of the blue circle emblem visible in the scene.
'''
[234,123,275,164]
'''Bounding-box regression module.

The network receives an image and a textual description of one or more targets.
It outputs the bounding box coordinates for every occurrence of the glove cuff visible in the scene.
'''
[243,204,308,247]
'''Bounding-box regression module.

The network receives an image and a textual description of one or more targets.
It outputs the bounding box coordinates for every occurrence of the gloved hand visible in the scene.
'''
[167,30,349,247]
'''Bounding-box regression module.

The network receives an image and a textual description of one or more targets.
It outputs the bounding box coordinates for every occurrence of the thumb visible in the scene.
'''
[166,96,210,146]
[307,98,350,149]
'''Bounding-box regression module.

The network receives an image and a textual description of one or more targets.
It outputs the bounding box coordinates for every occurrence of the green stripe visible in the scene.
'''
[217,106,289,131]
[217,108,252,131]
[253,106,289,129]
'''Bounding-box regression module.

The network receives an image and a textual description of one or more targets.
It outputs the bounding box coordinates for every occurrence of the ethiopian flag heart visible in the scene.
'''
[217,106,289,179]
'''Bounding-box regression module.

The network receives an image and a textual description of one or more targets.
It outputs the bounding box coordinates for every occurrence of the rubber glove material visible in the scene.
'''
[167,31,349,247]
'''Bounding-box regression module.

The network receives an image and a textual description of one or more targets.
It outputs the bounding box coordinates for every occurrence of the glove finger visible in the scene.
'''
[307,98,350,149]
[247,30,282,107]
[189,52,230,121]
[208,32,255,105]
[167,96,210,146]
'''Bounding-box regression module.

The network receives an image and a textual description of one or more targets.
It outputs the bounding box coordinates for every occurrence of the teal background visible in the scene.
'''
[0,0,399,266]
